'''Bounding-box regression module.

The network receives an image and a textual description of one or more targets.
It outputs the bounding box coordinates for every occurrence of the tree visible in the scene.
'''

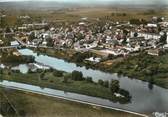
[28,32,35,41]
[108,54,115,59]
[5,27,11,33]
[0,69,3,74]
[0,69,3,81]
[0,16,7,28]
[53,70,63,77]
[98,79,104,86]
[157,17,163,23]
[86,77,93,83]
[148,77,154,90]
[110,80,120,93]
[160,32,167,44]
[40,72,45,80]
[130,19,140,25]
[130,18,147,25]
[46,37,54,47]
[122,38,127,45]
[63,73,70,83]
[103,80,109,88]
[123,13,127,16]
[134,32,138,37]
[158,25,162,32]
[123,29,129,36]
[71,70,83,81]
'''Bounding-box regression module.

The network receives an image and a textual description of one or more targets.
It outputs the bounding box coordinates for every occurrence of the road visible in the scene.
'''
[0,37,50,50]
[0,46,18,49]
[0,37,23,49]
[0,80,148,117]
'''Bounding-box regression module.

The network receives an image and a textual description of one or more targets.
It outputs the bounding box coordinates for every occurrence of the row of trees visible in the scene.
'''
[1,54,35,64]
[65,70,120,93]
[71,51,94,63]
[39,68,121,94]
[129,18,147,25]
[51,69,121,94]
[98,79,120,93]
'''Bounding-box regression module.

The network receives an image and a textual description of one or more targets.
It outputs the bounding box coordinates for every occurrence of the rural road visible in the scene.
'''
[0,80,148,117]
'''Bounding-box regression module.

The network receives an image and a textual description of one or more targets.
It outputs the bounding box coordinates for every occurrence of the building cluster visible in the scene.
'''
[1,15,168,58]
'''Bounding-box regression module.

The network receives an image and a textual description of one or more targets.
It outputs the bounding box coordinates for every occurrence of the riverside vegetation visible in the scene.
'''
[0,68,131,104]
[34,48,168,89]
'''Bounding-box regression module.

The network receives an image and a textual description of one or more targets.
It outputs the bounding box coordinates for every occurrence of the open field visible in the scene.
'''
[0,88,139,117]
[2,7,168,26]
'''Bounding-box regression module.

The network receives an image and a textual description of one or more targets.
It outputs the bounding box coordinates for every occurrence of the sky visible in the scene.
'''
[0,0,167,5]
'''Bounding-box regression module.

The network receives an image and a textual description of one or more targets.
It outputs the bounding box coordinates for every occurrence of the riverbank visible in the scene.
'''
[0,48,35,65]
[0,88,139,117]
[0,69,131,104]
[32,47,168,89]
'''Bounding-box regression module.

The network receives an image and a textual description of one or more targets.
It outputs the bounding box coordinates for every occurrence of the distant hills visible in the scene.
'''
[0,1,167,10]
[0,1,78,10]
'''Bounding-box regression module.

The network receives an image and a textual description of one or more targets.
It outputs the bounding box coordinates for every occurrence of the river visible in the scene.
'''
[13,49,168,113]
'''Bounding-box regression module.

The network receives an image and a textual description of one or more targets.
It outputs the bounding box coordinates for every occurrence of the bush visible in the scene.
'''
[98,79,104,86]
[40,72,44,77]
[86,77,93,83]
[71,70,84,81]
[103,80,109,88]
[0,69,3,74]
[63,76,69,83]
[110,80,120,93]
[118,89,131,98]
[63,73,71,83]
[53,70,63,77]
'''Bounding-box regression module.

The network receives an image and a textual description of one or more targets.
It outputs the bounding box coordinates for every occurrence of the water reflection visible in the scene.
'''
[17,49,168,113]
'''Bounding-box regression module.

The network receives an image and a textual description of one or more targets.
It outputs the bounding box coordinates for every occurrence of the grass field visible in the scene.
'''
[0,88,139,117]
[3,7,168,26]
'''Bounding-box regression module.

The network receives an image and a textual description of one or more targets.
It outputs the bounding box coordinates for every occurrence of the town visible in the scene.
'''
[0,1,168,117]
[1,13,168,74]
[1,14,168,57]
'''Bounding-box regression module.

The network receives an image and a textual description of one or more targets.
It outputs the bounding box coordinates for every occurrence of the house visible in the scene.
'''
[147,23,157,28]
[3,33,15,38]
[79,22,86,26]
[18,27,27,31]
[114,93,124,98]
[81,17,88,20]
[128,37,145,43]
[10,41,20,46]
[31,39,42,46]
[0,40,4,45]
[19,15,30,19]
[0,64,5,69]
[28,63,50,72]
[33,63,50,70]
[85,57,101,63]
[147,49,162,56]
[42,41,47,46]
[130,31,160,40]
[13,51,21,56]
[33,23,48,29]
[159,22,168,27]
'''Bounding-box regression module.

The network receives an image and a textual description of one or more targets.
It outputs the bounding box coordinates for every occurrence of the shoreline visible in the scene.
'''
[0,82,148,117]
[31,47,168,89]
[0,66,131,104]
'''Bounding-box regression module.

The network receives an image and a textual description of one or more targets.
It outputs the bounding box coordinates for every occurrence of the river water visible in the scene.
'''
[13,49,168,113]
